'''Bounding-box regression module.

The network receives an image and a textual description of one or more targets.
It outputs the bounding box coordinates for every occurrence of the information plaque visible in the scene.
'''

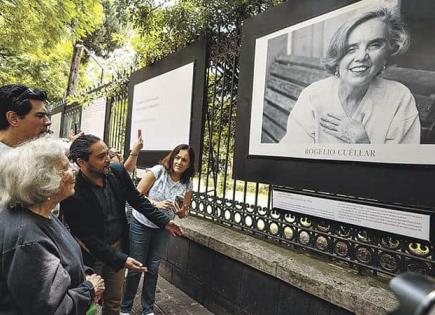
[273,189,431,241]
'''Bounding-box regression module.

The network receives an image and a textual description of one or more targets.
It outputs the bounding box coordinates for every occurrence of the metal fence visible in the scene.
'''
[51,27,435,280]
[106,84,129,153]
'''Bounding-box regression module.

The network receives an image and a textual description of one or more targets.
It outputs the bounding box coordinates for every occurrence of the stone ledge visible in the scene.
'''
[176,216,398,315]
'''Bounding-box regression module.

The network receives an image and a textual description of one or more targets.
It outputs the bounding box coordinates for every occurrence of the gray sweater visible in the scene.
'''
[0,206,95,314]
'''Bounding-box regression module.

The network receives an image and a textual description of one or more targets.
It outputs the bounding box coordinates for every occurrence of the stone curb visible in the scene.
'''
[176,216,398,315]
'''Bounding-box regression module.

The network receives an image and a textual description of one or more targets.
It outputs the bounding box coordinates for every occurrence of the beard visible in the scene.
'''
[88,163,111,177]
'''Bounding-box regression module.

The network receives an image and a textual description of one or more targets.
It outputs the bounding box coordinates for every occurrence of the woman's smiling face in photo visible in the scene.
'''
[338,18,390,89]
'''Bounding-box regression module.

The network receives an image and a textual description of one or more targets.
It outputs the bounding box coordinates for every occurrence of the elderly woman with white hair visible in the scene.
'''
[0,136,105,315]
[281,7,421,144]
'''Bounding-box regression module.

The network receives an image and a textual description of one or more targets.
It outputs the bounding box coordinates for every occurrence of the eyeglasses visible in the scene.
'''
[68,161,79,174]
[59,161,78,177]
[15,88,47,102]
[13,88,48,112]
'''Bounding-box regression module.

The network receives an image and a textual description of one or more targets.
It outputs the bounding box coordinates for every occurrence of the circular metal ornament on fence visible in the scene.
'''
[298,230,311,246]
[355,246,373,265]
[334,240,350,257]
[244,215,253,227]
[234,212,242,224]
[269,222,279,235]
[256,218,266,231]
[216,206,222,217]
[283,226,294,240]
[379,253,399,273]
[206,204,213,215]
[315,235,329,251]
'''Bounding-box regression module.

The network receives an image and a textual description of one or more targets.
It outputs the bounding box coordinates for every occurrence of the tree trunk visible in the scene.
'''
[66,43,83,97]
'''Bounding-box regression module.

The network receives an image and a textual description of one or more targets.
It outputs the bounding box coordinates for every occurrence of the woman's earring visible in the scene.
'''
[378,64,387,76]
[334,69,340,78]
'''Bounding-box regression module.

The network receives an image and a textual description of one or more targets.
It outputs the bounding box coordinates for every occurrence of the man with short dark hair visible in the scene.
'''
[61,134,183,315]
[0,84,50,153]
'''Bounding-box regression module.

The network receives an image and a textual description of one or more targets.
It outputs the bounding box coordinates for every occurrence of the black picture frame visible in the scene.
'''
[234,0,435,208]
[125,39,207,170]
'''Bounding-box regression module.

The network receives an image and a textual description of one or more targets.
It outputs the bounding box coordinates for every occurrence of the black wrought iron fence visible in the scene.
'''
[106,86,129,153]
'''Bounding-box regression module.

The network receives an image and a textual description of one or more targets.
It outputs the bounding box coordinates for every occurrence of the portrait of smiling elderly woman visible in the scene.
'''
[280,7,421,144]
[0,136,105,315]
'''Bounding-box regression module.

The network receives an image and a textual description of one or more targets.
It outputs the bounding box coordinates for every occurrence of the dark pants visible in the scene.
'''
[121,216,169,314]
[93,241,126,315]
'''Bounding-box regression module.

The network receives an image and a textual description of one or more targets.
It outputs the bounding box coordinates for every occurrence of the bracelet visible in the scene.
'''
[129,153,138,156]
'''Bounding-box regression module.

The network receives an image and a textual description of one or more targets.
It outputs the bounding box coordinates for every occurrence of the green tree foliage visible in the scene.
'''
[121,0,282,66]
[0,0,103,99]
[83,0,130,58]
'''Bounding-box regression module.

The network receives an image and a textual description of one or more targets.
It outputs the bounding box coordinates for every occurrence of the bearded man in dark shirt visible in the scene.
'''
[61,134,182,315]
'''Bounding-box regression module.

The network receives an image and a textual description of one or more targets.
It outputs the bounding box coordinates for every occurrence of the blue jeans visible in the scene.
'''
[121,216,169,314]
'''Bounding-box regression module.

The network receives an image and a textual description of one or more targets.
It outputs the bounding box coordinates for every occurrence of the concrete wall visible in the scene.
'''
[158,217,398,315]
[160,237,352,315]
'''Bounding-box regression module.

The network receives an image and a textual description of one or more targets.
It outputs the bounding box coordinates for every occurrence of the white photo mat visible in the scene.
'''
[129,62,194,151]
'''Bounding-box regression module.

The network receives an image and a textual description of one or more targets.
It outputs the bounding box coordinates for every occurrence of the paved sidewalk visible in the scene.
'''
[128,276,213,315]
[154,277,212,315]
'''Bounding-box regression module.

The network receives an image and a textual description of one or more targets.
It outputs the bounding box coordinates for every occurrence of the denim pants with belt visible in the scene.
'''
[121,216,170,314]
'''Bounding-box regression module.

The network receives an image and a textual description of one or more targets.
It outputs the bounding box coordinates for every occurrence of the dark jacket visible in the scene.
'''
[0,206,95,315]
[60,163,170,271]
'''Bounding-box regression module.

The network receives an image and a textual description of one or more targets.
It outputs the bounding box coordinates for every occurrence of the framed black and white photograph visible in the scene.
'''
[247,0,435,164]
[234,0,435,207]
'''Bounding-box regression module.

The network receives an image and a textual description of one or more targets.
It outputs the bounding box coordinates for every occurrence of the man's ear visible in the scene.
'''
[76,158,86,168]
[5,111,20,127]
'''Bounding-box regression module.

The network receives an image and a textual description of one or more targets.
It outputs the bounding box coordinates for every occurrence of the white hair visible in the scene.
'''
[324,6,410,74]
[0,136,69,208]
